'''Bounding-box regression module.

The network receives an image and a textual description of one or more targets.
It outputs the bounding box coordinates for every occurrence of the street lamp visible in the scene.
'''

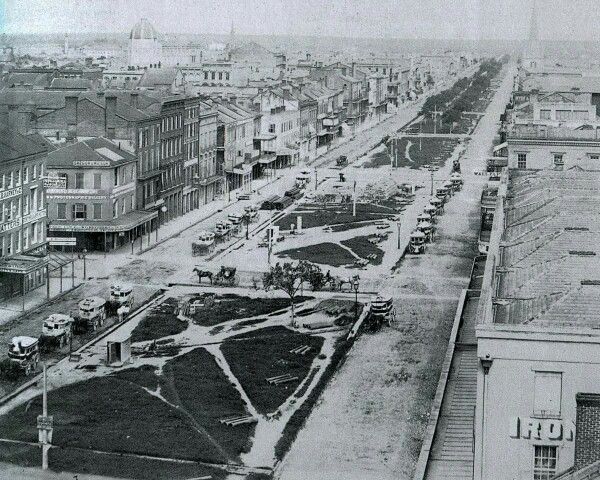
[157,205,167,242]
[352,277,360,320]
[243,212,250,240]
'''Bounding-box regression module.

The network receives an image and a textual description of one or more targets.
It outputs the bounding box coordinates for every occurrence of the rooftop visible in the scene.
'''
[47,137,136,168]
[493,169,600,327]
[0,125,48,162]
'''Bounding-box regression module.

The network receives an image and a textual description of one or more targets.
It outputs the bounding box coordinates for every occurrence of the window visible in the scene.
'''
[268,123,276,133]
[534,371,562,417]
[517,153,527,169]
[553,154,564,170]
[72,203,87,220]
[57,203,67,220]
[6,233,11,255]
[534,445,557,480]
[93,203,102,219]
[121,197,125,214]
[93,173,101,190]
[540,109,551,120]
[75,173,84,189]
[112,200,118,219]
[555,110,572,121]
[114,168,119,186]
[23,167,29,184]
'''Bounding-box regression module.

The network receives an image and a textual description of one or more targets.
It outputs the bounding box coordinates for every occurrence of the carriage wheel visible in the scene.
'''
[388,309,402,329]
[233,276,240,287]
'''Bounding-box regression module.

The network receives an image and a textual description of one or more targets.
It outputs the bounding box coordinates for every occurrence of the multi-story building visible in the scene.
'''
[134,114,161,216]
[182,97,201,214]
[507,124,600,171]
[205,98,259,193]
[253,86,301,168]
[158,97,185,223]
[474,168,600,480]
[368,72,388,120]
[195,104,220,205]
[0,126,49,300]
[46,137,157,251]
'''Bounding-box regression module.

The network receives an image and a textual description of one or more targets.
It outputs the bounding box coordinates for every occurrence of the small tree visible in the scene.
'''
[263,261,312,327]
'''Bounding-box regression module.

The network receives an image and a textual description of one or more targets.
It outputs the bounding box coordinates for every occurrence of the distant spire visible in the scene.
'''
[529,0,539,41]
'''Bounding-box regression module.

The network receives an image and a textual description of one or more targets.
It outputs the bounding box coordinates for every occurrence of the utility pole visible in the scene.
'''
[353,180,357,217]
[397,217,401,249]
[430,169,434,196]
[433,104,438,135]
[37,363,53,470]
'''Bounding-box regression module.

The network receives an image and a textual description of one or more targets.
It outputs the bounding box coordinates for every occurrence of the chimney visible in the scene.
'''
[574,393,600,472]
[15,107,32,135]
[130,92,139,109]
[352,62,356,77]
[105,95,117,139]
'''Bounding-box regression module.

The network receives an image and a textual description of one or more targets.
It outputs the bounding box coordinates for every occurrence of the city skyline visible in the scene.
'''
[3,0,600,41]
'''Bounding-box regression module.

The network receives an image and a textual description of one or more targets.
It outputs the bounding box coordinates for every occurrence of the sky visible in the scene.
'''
[1,0,599,41]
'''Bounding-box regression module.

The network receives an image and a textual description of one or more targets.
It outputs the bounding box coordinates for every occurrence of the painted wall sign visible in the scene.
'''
[509,417,575,441]
[0,187,22,201]
[73,160,110,167]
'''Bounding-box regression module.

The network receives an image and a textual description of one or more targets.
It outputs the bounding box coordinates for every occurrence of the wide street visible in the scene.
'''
[276,64,515,480]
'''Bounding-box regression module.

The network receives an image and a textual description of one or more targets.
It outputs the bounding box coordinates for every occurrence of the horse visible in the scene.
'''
[338,274,360,291]
[193,268,213,284]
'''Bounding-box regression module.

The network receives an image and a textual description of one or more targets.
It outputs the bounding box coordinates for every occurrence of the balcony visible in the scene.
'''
[323,116,339,127]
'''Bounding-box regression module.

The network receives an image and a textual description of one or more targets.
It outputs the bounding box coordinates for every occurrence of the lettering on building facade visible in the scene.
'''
[509,417,575,441]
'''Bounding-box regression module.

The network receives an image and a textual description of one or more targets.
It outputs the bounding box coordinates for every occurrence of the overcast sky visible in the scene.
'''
[2,0,600,41]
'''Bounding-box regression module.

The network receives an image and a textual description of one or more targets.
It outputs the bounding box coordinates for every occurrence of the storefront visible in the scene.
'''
[0,252,48,300]
[48,210,158,252]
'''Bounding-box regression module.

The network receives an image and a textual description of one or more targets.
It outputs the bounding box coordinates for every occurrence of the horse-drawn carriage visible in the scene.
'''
[322,272,360,291]
[366,295,397,331]
[450,172,463,191]
[192,231,216,256]
[336,155,348,167]
[408,230,426,254]
[193,266,239,287]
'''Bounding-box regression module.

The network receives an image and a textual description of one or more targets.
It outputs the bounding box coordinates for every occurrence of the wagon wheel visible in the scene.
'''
[233,276,240,287]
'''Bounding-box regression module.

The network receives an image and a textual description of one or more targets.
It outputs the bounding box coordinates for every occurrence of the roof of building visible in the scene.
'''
[0,126,48,162]
[493,169,600,327]
[138,68,178,88]
[48,77,92,90]
[522,75,600,94]
[202,98,256,124]
[47,137,136,168]
[130,18,159,41]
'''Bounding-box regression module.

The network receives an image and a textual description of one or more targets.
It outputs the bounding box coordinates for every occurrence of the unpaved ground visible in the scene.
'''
[277,65,513,480]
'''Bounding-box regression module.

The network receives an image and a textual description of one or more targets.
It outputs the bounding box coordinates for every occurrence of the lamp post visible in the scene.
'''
[156,205,167,242]
[82,248,87,280]
[37,362,53,470]
[243,212,250,240]
[352,277,360,321]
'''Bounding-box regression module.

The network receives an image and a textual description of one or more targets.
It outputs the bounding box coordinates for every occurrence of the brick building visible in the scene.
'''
[46,137,156,251]
[0,126,49,299]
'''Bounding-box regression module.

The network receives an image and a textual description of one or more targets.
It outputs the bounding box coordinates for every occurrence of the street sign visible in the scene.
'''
[48,237,76,246]
[37,415,53,430]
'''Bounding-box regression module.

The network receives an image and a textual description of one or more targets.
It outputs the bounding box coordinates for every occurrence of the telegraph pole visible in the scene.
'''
[37,363,53,470]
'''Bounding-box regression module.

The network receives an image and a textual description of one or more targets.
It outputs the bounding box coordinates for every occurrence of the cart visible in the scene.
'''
[8,336,39,375]
[213,266,239,286]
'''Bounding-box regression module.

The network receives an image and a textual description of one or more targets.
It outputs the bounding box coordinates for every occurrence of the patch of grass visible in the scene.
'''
[112,364,159,390]
[221,326,324,414]
[47,446,228,480]
[159,347,255,462]
[329,220,380,233]
[274,335,353,461]
[0,376,227,464]
[341,236,385,265]
[231,317,268,331]
[275,204,393,230]
[131,297,188,343]
[191,295,311,327]
[278,242,356,267]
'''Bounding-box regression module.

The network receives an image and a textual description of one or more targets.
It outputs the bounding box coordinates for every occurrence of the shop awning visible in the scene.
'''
[49,210,158,233]
[259,155,277,164]
[277,147,298,156]
[0,254,48,274]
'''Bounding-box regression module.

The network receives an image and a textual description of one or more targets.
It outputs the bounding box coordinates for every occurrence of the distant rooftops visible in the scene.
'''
[493,169,600,327]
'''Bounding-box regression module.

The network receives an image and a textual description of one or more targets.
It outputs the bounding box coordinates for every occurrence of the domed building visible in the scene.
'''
[128,18,163,68]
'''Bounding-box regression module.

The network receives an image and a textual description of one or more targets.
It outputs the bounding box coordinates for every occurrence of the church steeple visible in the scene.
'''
[523,0,542,69]
[529,0,539,42]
